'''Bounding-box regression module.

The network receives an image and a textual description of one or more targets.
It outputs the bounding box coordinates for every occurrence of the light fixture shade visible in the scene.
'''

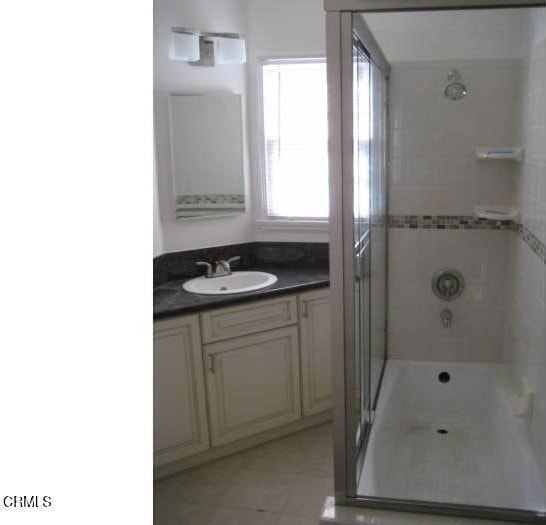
[215,37,246,65]
[170,32,200,61]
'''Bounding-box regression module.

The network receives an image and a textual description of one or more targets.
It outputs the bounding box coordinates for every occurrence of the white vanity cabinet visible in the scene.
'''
[153,315,210,466]
[200,296,301,446]
[153,289,331,474]
[299,289,332,415]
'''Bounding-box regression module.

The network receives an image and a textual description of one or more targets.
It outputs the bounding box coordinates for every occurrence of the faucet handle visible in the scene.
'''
[226,256,241,267]
[195,261,213,278]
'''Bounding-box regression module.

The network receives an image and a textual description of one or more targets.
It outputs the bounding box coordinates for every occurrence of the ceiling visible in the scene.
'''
[362,8,539,62]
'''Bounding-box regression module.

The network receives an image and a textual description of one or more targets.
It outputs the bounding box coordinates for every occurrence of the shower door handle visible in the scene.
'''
[355,248,369,281]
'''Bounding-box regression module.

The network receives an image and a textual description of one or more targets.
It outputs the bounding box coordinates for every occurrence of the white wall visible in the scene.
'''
[153,0,328,253]
[153,0,253,253]
[245,0,325,58]
[245,0,328,243]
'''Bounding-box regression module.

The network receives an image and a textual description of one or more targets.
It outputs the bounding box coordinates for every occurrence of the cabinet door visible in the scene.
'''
[299,289,332,416]
[154,315,209,466]
[204,327,301,446]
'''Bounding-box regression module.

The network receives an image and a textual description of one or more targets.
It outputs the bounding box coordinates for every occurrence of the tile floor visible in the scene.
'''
[154,422,333,525]
[155,421,535,525]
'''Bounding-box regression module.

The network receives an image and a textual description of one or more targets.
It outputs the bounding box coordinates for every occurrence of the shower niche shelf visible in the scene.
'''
[476,147,523,161]
[475,205,519,222]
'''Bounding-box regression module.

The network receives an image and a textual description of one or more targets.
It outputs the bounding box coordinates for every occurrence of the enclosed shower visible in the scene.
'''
[326,0,546,523]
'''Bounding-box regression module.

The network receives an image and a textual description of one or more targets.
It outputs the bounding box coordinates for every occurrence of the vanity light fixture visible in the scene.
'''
[169,30,200,62]
[170,28,246,66]
[214,36,246,64]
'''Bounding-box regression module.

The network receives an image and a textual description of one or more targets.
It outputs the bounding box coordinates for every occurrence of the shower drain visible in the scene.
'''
[437,429,448,434]
[439,371,450,383]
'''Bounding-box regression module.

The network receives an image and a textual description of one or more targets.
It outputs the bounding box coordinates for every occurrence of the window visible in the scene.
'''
[261,59,328,220]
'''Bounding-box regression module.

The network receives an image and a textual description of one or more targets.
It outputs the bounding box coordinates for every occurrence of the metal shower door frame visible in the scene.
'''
[327,8,390,505]
[326,1,546,522]
[325,0,545,11]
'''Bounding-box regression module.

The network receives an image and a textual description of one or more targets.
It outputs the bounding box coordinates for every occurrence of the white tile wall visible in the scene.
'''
[388,229,510,362]
[503,232,546,494]
[389,60,519,216]
[515,29,546,249]
[385,17,546,489]
[503,11,546,489]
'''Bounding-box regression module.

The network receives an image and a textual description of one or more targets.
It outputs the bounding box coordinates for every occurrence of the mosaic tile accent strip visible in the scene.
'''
[515,223,546,264]
[176,194,245,207]
[388,215,514,230]
[388,215,546,264]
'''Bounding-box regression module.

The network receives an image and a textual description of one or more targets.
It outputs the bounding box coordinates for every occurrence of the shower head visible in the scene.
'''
[444,69,467,101]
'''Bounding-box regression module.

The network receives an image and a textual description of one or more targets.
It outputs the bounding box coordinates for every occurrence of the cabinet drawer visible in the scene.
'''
[201,295,297,343]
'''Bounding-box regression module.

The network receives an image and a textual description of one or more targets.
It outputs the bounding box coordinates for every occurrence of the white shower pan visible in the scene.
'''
[358,360,545,513]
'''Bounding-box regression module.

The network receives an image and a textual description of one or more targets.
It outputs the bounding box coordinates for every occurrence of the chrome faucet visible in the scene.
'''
[195,261,213,278]
[195,256,240,278]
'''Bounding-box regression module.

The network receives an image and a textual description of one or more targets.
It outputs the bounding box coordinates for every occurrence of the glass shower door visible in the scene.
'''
[349,22,389,491]
[369,61,388,408]
[352,36,372,483]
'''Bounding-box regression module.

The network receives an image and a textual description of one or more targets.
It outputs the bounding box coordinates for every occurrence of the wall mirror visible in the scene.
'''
[169,93,245,218]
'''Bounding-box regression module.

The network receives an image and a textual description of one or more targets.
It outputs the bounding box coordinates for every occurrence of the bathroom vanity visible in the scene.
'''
[153,242,331,479]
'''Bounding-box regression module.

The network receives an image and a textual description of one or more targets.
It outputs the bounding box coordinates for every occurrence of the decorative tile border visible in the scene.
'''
[176,194,245,206]
[388,215,513,230]
[515,223,546,264]
[387,214,546,265]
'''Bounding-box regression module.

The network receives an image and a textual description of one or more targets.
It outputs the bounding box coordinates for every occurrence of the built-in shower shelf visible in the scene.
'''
[476,147,523,161]
[475,205,519,222]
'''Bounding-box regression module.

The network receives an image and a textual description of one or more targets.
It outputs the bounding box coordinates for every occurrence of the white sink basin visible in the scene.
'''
[183,271,278,295]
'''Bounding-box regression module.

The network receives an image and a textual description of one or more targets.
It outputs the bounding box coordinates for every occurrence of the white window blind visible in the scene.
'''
[262,60,329,219]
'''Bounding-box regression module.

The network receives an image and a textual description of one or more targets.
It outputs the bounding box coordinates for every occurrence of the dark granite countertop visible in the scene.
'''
[154,267,329,320]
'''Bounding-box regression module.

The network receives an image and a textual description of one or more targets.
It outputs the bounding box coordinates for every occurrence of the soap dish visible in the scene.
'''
[476,147,523,161]
[474,205,519,222]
